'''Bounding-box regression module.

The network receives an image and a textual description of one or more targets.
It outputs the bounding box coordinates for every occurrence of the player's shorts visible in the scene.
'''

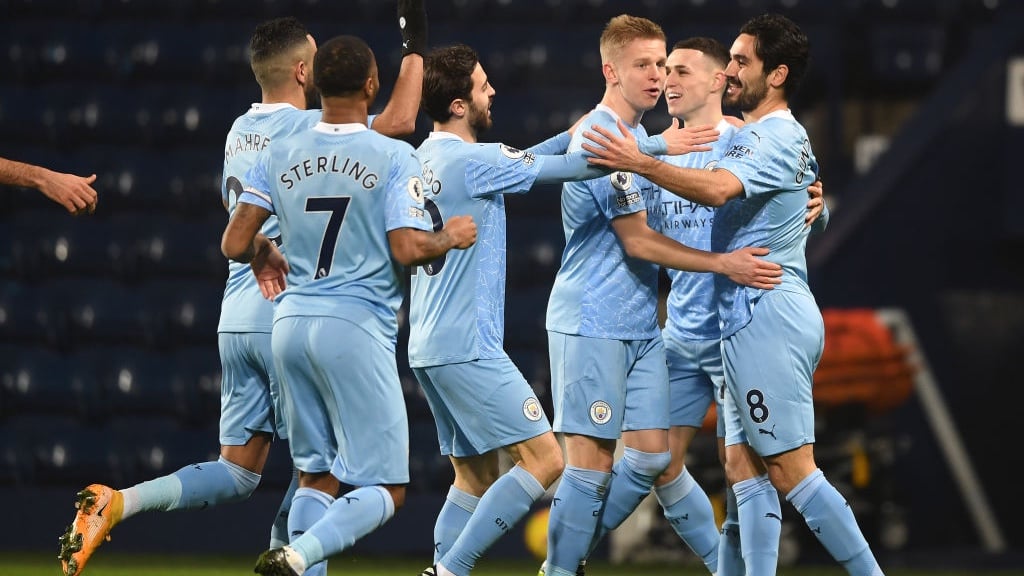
[721,290,824,456]
[413,356,551,458]
[663,332,722,437]
[217,332,286,444]
[548,331,669,440]
[273,315,409,486]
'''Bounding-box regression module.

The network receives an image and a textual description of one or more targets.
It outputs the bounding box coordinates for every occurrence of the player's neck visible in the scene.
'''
[320,96,369,125]
[261,86,307,110]
[600,92,644,127]
[681,106,723,129]
[742,93,789,123]
[435,121,476,143]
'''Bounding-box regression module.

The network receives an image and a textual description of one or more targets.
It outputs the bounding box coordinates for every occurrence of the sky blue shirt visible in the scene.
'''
[546,105,663,340]
[408,130,609,367]
[661,119,738,342]
[218,103,320,333]
[712,109,819,338]
[239,122,430,347]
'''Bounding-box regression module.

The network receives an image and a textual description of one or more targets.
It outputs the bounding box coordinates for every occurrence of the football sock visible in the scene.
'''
[441,466,545,576]
[545,466,611,576]
[654,467,719,574]
[585,447,671,556]
[290,486,395,568]
[786,469,883,576]
[434,485,480,562]
[735,474,782,575]
[120,457,260,519]
[288,487,333,576]
[270,468,300,548]
[718,486,745,576]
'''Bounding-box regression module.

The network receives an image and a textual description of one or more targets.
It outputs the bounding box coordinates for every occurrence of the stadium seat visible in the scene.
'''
[505,215,563,290]
[47,279,158,348]
[80,347,190,422]
[133,216,227,281]
[170,346,223,426]
[505,286,552,351]
[143,279,223,348]
[0,347,96,422]
[109,415,217,485]
[8,414,122,487]
[22,215,138,281]
[0,280,67,348]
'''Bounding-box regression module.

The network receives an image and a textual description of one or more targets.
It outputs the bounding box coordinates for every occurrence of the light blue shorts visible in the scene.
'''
[663,332,723,437]
[217,332,286,443]
[548,331,669,440]
[413,355,550,457]
[721,290,824,456]
[273,315,409,486]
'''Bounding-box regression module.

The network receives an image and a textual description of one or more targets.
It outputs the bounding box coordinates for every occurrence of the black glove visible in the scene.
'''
[398,0,428,57]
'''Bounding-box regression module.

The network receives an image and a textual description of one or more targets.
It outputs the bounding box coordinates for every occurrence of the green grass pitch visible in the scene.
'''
[5,553,1024,576]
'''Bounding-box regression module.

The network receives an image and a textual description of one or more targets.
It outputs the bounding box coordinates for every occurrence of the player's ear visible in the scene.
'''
[449,98,466,119]
[711,70,728,93]
[295,59,310,88]
[602,61,618,85]
[768,64,788,90]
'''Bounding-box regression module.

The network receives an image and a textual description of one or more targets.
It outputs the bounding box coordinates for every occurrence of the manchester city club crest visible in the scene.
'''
[523,397,543,421]
[589,400,612,425]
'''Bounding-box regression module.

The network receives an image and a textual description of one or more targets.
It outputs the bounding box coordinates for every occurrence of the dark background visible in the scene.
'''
[1,0,1022,570]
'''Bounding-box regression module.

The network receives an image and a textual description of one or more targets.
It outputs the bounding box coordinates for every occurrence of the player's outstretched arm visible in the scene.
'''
[0,156,98,214]
[371,0,428,137]
[389,214,476,266]
[583,119,742,207]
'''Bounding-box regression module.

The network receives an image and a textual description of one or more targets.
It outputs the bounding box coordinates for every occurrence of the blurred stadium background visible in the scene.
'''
[1,0,1022,572]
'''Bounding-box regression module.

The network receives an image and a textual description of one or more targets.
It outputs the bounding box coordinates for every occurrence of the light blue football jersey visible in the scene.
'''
[711,109,819,338]
[239,122,430,346]
[408,131,607,367]
[218,103,320,333]
[661,119,738,342]
[546,105,664,340]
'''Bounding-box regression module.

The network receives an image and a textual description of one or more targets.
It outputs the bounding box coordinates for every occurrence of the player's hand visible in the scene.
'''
[39,171,98,215]
[443,214,477,249]
[805,179,824,227]
[719,246,783,290]
[580,119,648,172]
[398,0,428,57]
[251,240,289,300]
[658,118,718,155]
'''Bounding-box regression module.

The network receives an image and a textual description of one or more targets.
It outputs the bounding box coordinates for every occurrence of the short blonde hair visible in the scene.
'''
[599,14,666,64]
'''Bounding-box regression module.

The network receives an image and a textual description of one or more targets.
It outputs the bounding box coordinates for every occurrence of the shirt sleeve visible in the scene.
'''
[385,148,432,232]
[527,131,572,155]
[238,149,274,213]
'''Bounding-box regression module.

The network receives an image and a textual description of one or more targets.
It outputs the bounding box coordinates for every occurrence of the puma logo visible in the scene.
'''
[758,424,777,439]
[341,496,360,504]
[765,512,782,522]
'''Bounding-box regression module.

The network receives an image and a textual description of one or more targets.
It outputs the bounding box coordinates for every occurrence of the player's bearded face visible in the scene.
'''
[724,70,767,111]
[467,97,492,134]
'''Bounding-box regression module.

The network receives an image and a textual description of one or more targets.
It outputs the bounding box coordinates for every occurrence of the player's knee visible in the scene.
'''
[385,485,406,510]
[220,457,262,501]
[624,447,672,479]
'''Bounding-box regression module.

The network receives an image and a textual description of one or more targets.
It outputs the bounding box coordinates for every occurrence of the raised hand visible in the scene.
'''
[398,0,428,56]
[658,117,718,155]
